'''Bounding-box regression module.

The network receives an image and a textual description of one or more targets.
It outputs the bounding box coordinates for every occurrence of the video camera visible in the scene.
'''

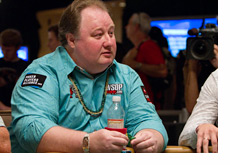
[186,22,218,60]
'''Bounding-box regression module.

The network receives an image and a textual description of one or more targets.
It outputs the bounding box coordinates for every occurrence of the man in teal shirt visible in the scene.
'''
[9,0,168,153]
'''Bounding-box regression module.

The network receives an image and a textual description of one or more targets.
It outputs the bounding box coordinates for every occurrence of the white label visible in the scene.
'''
[107,119,124,128]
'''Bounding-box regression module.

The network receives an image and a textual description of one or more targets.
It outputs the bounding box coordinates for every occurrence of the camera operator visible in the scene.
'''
[183,24,218,114]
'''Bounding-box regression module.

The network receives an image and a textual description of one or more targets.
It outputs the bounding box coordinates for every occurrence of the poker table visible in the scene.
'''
[0,110,213,153]
[126,146,213,153]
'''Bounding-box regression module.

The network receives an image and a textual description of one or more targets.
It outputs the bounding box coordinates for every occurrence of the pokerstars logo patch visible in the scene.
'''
[107,84,123,94]
[141,86,152,103]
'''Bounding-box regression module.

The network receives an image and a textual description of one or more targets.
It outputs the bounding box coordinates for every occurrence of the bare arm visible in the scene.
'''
[183,60,200,113]
[0,127,11,153]
[140,63,168,78]
[122,48,168,78]
[37,126,128,153]
[37,126,86,153]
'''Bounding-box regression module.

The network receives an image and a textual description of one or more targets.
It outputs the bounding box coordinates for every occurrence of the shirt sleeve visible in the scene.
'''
[10,65,59,152]
[124,69,168,150]
[178,69,218,149]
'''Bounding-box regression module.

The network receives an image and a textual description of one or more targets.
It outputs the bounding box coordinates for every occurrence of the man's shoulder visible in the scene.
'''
[113,60,137,75]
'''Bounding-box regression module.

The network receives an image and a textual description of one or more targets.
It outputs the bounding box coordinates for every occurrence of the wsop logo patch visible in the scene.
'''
[141,86,152,103]
[107,84,123,94]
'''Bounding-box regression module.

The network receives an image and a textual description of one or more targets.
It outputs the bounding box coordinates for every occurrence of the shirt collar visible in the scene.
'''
[57,46,117,79]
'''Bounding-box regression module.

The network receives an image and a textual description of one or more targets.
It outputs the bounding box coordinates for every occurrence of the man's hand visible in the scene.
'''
[210,44,218,69]
[196,123,218,153]
[0,127,11,153]
[89,129,129,153]
[131,129,164,153]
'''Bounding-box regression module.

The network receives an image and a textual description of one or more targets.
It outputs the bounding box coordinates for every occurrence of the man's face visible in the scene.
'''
[47,31,60,52]
[1,45,18,62]
[73,6,116,74]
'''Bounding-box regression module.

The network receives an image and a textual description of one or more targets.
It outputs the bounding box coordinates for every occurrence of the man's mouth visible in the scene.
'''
[101,51,112,57]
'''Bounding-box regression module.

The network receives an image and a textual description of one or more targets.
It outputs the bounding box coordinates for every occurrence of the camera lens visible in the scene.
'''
[193,40,207,56]
[189,38,214,60]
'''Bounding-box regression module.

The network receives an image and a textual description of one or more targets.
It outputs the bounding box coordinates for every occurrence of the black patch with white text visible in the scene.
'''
[21,74,46,88]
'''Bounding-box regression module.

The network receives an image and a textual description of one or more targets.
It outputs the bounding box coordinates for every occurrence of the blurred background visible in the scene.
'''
[0,0,218,62]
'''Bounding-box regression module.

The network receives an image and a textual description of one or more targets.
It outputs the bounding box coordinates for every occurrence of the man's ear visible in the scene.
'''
[66,33,75,48]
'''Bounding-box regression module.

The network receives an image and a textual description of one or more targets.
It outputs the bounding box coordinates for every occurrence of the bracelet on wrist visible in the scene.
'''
[82,133,90,153]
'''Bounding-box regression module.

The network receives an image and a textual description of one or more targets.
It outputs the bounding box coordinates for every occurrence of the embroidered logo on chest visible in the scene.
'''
[107,84,123,94]
[69,84,78,98]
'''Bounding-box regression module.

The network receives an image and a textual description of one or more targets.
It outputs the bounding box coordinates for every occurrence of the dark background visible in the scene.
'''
[0,0,218,62]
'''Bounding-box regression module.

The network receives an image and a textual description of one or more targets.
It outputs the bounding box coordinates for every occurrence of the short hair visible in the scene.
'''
[0,29,23,47]
[48,24,59,39]
[131,12,151,35]
[59,0,109,46]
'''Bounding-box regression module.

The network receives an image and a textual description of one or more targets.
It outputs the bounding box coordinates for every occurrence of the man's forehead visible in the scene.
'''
[80,6,114,29]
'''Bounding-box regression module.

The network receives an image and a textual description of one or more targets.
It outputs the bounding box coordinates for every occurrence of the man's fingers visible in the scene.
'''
[202,137,210,153]
[196,135,203,153]
[211,132,218,153]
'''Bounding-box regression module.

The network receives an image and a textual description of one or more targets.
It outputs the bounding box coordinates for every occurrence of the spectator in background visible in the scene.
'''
[149,26,169,56]
[149,26,177,109]
[47,24,61,52]
[0,29,29,110]
[183,44,218,113]
[179,69,218,153]
[0,116,11,152]
[122,13,168,110]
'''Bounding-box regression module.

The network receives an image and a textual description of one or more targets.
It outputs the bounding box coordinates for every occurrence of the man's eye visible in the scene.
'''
[94,33,103,38]
[109,31,114,37]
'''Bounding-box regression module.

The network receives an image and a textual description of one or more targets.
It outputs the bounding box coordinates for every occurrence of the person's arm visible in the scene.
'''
[0,126,11,153]
[124,69,168,152]
[179,69,218,152]
[37,126,128,153]
[122,48,168,78]
[183,60,200,113]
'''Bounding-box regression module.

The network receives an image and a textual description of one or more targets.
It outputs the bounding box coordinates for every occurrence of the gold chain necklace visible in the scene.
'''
[68,72,109,117]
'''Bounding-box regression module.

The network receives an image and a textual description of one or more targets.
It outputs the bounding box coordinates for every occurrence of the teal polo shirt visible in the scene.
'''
[8,46,168,152]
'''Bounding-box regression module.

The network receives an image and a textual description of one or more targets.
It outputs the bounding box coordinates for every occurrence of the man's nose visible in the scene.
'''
[103,34,113,47]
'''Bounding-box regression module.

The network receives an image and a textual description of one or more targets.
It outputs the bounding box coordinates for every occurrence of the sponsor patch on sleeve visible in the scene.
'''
[21,74,47,88]
[141,86,152,103]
